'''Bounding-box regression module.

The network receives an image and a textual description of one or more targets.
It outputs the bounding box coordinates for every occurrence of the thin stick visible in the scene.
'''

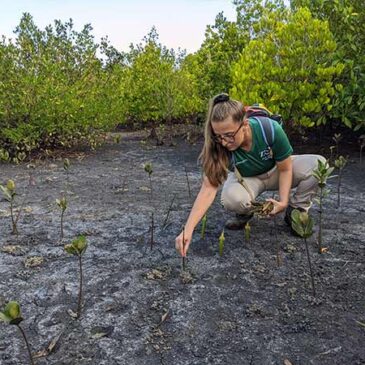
[60,209,64,239]
[77,255,83,318]
[162,194,176,228]
[273,216,281,267]
[16,324,35,365]
[149,174,153,199]
[10,198,18,235]
[182,225,186,270]
[337,170,342,208]
[184,166,191,199]
[150,212,154,251]
[318,187,323,254]
[304,237,316,296]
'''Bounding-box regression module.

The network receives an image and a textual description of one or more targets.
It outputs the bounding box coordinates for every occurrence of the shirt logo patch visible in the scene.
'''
[260,148,273,161]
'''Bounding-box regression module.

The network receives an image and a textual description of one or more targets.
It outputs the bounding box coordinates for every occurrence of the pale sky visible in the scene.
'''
[0,0,237,54]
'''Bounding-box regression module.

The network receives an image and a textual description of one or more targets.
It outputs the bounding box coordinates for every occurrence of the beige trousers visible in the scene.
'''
[221,154,326,214]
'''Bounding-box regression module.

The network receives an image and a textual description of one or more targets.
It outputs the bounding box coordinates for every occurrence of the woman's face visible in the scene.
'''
[211,115,247,151]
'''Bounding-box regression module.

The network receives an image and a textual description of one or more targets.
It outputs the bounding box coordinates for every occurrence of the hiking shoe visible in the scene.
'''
[225,213,253,230]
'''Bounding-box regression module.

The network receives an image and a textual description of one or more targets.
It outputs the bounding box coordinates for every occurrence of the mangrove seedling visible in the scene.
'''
[334,155,348,208]
[184,166,192,199]
[64,235,88,319]
[63,158,70,171]
[290,209,316,296]
[63,158,71,195]
[312,159,334,254]
[218,229,225,257]
[143,162,153,198]
[200,214,207,239]
[329,145,336,164]
[0,179,20,234]
[359,135,365,164]
[0,301,35,365]
[244,222,251,243]
[56,196,67,239]
[332,133,342,157]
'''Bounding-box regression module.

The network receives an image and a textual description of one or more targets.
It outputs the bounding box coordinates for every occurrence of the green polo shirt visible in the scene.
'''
[229,117,293,177]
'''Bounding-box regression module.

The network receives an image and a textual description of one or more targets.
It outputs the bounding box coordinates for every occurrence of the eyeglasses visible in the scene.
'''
[212,123,244,144]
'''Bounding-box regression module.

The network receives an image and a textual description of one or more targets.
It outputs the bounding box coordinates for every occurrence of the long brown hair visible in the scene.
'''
[199,94,245,187]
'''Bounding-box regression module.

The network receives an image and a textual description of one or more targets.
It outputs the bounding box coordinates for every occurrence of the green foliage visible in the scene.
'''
[334,155,348,170]
[291,0,365,130]
[312,159,334,188]
[0,301,23,325]
[64,235,88,256]
[0,179,16,201]
[143,162,153,176]
[56,196,67,212]
[231,7,344,127]
[218,229,225,256]
[124,28,200,123]
[245,221,251,242]
[182,12,247,104]
[0,13,126,160]
[290,209,314,238]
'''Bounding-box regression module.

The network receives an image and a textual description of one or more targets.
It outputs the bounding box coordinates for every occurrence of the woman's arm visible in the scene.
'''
[268,156,293,215]
[175,176,219,256]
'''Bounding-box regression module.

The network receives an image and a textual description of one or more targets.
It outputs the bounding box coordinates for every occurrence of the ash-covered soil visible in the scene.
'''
[0,132,364,365]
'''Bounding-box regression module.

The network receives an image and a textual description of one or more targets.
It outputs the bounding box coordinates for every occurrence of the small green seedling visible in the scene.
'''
[312,159,334,254]
[113,134,122,144]
[64,236,88,319]
[143,162,153,198]
[332,133,342,157]
[291,210,316,296]
[0,301,35,365]
[218,229,225,257]
[201,214,207,239]
[334,155,348,208]
[0,179,20,234]
[329,145,336,164]
[56,196,67,239]
[63,158,70,171]
[0,148,10,161]
[244,222,251,243]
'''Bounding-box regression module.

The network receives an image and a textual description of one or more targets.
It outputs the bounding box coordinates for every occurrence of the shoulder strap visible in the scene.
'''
[254,117,275,147]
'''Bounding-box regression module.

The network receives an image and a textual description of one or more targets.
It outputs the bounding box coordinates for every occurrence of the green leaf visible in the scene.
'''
[0,185,12,201]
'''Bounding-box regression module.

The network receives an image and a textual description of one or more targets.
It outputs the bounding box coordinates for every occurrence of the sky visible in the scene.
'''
[0,0,237,54]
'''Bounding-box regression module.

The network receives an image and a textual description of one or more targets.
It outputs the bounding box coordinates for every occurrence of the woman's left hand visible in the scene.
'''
[266,198,287,216]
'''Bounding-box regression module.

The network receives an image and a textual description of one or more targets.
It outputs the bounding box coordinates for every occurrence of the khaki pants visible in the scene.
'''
[221,154,326,214]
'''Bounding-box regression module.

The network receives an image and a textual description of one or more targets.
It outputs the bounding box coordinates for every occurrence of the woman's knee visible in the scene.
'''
[221,185,251,212]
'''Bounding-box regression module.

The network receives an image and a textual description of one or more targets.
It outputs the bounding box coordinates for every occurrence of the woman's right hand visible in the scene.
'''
[175,229,192,257]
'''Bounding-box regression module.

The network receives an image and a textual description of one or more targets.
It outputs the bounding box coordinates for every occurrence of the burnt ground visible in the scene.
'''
[0,130,364,365]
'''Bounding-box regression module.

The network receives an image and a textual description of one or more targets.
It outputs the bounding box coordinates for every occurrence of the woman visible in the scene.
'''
[175,93,325,257]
